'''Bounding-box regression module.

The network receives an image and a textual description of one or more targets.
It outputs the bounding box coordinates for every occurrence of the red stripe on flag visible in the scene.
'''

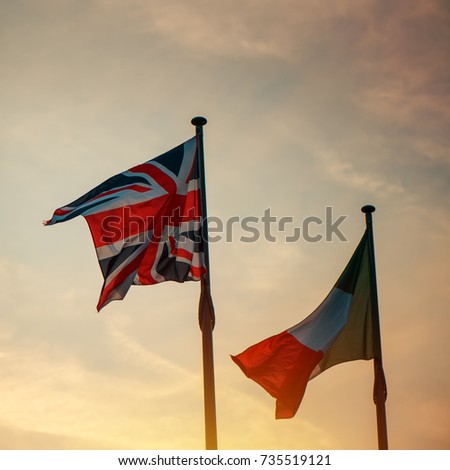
[176,248,194,262]
[135,239,161,285]
[190,264,203,279]
[132,163,178,195]
[232,331,323,419]
[54,208,71,216]
[84,197,168,247]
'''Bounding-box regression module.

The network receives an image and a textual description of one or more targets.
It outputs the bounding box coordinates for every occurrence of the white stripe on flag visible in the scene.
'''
[288,288,352,352]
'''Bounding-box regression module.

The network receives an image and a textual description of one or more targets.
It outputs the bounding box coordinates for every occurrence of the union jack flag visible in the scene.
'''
[45,137,206,311]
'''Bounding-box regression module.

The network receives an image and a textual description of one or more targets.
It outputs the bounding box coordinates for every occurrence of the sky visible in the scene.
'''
[1,0,449,450]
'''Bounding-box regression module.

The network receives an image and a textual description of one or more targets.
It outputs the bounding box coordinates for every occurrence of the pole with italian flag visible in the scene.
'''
[362,205,388,450]
[232,205,389,449]
[192,117,218,450]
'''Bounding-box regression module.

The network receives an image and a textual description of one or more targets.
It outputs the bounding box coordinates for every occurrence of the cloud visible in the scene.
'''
[318,149,405,195]
[355,1,450,137]
[0,336,204,449]
[105,314,198,390]
[89,0,395,62]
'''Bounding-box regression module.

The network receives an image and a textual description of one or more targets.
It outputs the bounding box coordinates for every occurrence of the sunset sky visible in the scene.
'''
[1,0,449,450]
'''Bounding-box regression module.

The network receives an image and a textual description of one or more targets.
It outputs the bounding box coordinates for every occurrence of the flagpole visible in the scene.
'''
[361,205,388,450]
[192,116,218,450]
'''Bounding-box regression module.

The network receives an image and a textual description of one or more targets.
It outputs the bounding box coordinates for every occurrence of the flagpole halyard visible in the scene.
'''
[192,116,218,450]
[361,205,389,450]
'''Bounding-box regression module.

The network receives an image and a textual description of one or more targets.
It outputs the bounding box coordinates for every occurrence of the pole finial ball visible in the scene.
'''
[191,116,207,126]
[361,205,376,213]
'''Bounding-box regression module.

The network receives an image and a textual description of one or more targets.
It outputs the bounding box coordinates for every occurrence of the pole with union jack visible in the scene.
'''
[192,116,218,450]
[44,117,218,449]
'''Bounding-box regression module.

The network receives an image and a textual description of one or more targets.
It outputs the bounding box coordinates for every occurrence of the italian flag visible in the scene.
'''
[232,231,374,419]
